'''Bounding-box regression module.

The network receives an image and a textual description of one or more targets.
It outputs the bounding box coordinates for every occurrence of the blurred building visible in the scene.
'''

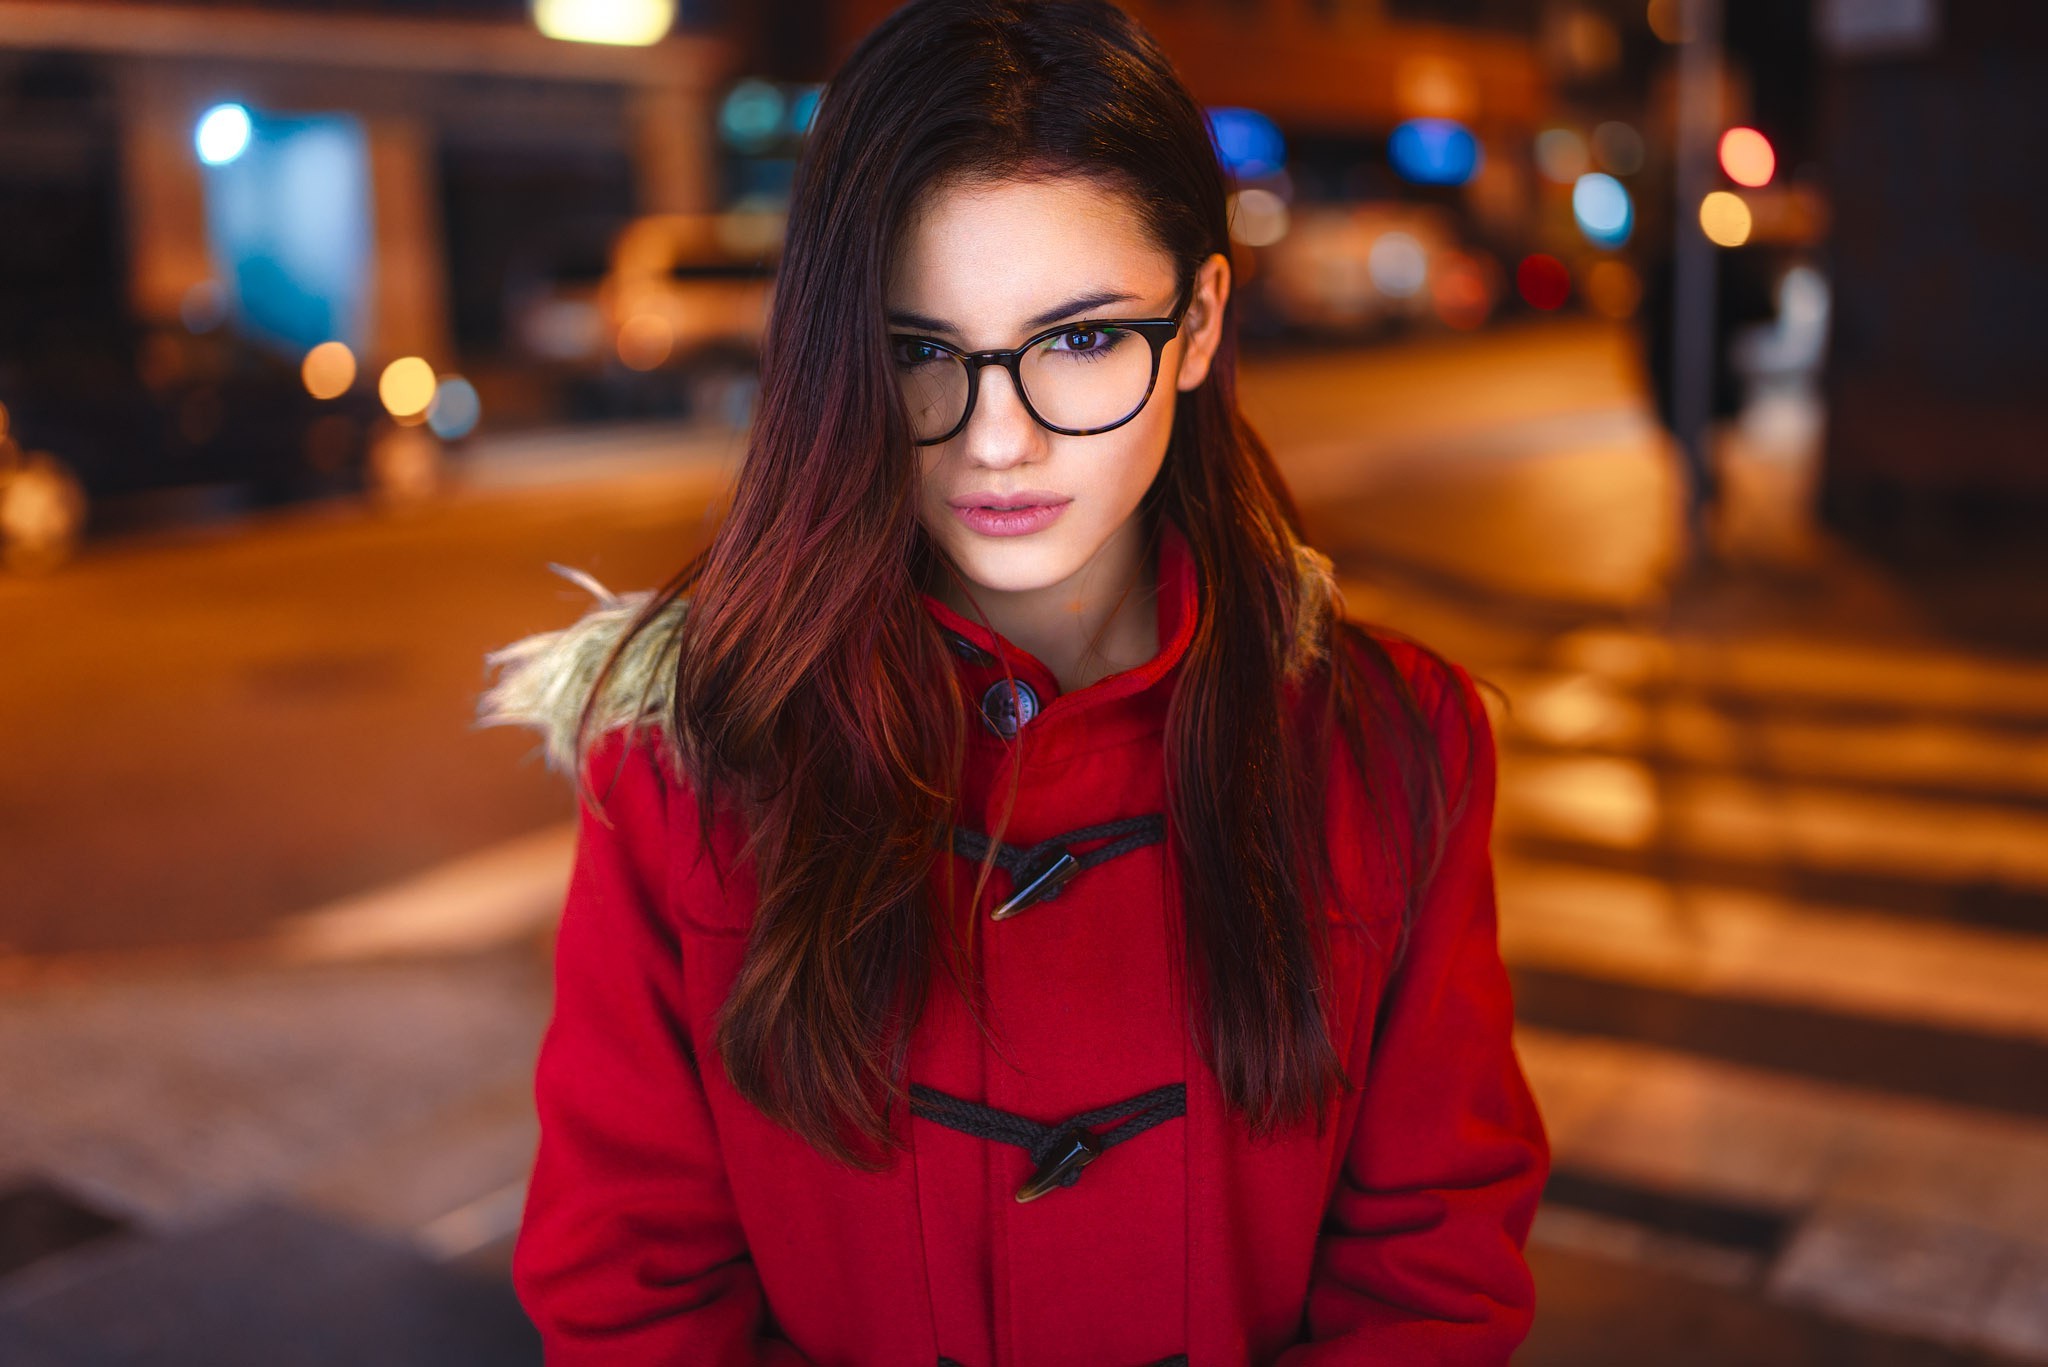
[0,0,731,438]
[1810,0,2048,551]
[822,0,1546,130]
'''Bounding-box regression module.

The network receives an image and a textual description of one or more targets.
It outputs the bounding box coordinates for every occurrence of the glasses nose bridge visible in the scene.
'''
[961,345,1032,415]
[963,346,1027,380]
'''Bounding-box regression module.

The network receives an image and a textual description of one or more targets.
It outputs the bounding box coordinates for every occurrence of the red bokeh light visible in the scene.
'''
[1516,254,1571,311]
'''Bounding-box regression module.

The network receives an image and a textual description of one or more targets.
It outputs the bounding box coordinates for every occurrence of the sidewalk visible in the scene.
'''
[0,942,550,1364]
[1300,365,2048,1361]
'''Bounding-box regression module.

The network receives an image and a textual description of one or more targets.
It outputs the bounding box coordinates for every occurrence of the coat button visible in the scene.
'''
[1015,1127,1102,1202]
[979,678,1040,739]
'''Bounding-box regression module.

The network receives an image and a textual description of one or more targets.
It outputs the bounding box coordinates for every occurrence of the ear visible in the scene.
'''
[1172,251,1232,393]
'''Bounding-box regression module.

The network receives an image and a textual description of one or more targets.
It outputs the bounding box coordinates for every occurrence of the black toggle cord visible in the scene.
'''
[909,1083,1188,1203]
[949,815,1165,920]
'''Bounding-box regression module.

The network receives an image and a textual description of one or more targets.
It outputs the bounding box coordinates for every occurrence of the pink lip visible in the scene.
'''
[947,491,1072,537]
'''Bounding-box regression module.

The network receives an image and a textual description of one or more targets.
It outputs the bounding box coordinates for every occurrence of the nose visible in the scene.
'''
[959,361,1044,468]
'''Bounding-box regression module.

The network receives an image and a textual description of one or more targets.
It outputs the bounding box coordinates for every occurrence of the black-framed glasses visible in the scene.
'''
[891,285,1191,446]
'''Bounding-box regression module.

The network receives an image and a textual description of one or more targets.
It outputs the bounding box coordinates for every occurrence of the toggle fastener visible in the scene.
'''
[990,850,1078,921]
[1015,1127,1102,1202]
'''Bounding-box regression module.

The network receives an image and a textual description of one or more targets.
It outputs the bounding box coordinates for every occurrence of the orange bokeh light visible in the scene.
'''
[1719,127,1775,188]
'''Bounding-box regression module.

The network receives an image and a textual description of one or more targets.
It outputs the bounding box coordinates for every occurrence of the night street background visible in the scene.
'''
[3,0,2046,1362]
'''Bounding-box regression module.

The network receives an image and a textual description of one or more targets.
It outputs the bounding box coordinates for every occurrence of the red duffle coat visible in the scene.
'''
[506,521,1548,1365]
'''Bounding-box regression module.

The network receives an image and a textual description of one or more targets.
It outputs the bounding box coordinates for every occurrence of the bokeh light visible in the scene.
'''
[1592,121,1644,176]
[301,342,357,400]
[1227,188,1290,248]
[1699,190,1754,247]
[1719,127,1776,187]
[1572,172,1634,248]
[1430,252,1495,330]
[1368,232,1428,299]
[378,356,438,418]
[1585,260,1643,319]
[1209,107,1286,180]
[426,376,482,440]
[1535,128,1590,184]
[617,314,674,371]
[531,0,675,47]
[790,85,822,135]
[194,103,252,167]
[0,452,86,574]
[1516,254,1571,310]
[1389,119,1482,187]
[719,80,785,152]
[1646,0,1690,44]
[1394,55,1478,122]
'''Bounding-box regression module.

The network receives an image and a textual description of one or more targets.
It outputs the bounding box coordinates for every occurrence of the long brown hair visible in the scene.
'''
[578,0,1454,1166]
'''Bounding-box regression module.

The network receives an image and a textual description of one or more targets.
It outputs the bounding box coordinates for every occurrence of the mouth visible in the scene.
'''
[945,494,1072,538]
[947,491,1071,511]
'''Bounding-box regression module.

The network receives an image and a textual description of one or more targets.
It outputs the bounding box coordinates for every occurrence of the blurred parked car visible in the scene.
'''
[0,324,384,570]
[1253,201,1484,339]
[511,209,779,426]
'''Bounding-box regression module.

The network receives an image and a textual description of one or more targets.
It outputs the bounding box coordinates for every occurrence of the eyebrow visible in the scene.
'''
[886,290,1143,337]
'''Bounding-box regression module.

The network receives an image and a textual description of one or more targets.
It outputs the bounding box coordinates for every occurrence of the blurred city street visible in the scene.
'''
[5,0,2046,1353]
[4,319,2046,1362]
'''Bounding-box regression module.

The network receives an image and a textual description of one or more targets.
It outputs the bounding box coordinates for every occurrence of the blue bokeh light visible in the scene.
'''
[1572,172,1634,247]
[1209,107,1286,180]
[789,85,822,135]
[1388,119,1481,187]
[195,103,253,167]
[427,376,482,440]
[204,112,371,357]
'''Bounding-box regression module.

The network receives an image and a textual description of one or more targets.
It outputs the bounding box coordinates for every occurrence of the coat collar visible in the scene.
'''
[918,518,1198,763]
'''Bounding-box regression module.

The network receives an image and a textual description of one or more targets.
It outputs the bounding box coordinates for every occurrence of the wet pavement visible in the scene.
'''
[4,321,2045,1362]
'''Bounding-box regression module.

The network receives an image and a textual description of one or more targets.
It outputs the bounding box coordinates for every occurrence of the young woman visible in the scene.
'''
[480,1,1548,1362]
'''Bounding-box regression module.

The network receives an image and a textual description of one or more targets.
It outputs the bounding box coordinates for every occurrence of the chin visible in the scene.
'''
[932,525,1094,596]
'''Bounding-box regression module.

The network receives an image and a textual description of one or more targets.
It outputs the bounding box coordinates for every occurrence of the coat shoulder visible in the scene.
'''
[475,564,689,778]
[1334,618,1493,791]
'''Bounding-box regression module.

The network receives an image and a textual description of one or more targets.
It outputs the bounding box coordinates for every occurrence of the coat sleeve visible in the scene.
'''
[511,730,811,1366]
[1278,661,1549,1365]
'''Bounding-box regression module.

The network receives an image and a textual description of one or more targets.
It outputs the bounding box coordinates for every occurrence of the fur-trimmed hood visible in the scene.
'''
[476,564,689,777]
[476,539,1341,775]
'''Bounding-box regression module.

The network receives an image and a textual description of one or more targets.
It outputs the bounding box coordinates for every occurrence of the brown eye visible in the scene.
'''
[892,338,947,368]
[1043,326,1129,361]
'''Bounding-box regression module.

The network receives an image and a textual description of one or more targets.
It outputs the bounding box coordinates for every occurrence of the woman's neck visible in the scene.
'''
[937,516,1160,694]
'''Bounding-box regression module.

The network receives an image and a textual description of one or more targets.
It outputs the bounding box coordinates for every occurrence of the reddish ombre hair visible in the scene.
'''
[577,0,1455,1166]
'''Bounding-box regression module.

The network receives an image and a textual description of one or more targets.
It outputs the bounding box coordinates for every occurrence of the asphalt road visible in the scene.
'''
[0,445,736,957]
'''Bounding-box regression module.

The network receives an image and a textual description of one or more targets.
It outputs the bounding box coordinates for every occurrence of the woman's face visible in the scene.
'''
[889,174,1229,602]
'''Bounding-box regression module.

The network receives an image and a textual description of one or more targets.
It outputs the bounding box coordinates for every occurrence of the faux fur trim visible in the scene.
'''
[475,564,688,776]
[477,542,1341,774]
[1286,541,1341,680]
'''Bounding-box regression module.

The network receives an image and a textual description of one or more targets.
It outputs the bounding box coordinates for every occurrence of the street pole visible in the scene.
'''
[1672,0,1722,565]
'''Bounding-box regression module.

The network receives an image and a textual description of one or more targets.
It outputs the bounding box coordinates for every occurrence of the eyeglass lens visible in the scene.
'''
[896,325,1159,443]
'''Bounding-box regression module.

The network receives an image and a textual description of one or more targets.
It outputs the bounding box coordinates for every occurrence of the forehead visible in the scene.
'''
[889,174,1176,335]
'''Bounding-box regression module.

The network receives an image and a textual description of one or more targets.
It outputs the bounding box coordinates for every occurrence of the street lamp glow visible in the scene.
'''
[1699,191,1754,247]
[195,103,252,166]
[379,356,438,419]
[532,0,675,46]
[302,342,357,400]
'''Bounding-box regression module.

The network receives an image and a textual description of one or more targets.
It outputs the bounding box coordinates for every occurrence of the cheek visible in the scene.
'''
[1105,388,1176,495]
[916,449,950,517]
